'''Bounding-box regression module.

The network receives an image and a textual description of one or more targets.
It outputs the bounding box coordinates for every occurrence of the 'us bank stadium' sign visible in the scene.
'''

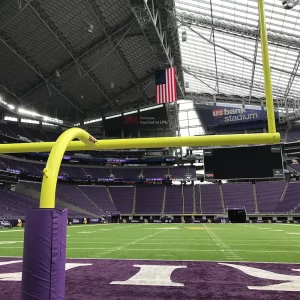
[195,104,279,128]
[212,107,264,124]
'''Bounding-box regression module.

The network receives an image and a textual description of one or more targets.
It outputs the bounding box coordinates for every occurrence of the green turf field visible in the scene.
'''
[0,223,299,263]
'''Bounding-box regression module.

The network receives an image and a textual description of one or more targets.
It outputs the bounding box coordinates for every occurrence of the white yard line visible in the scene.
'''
[0,246,299,253]
[96,248,300,253]
[113,229,167,252]
[86,229,168,257]
[134,242,300,246]
[0,230,23,233]
[68,225,104,228]
[202,224,242,260]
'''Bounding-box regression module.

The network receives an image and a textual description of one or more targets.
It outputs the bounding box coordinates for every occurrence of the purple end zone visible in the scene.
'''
[21,209,67,300]
[0,258,300,300]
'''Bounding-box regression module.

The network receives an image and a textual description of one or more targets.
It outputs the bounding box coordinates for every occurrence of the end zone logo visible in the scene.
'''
[212,108,258,123]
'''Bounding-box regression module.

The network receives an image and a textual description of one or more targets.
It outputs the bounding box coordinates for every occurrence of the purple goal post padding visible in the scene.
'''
[21,209,68,300]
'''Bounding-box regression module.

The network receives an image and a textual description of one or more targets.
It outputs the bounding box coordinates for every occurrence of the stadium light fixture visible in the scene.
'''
[21,118,40,124]
[42,122,58,127]
[88,23,94,33]
[281,0,299,9]
[140,104,163,112]
[43,116,63,124]
[18,108,41,117]
[0,95,15,111]
[4,116,17,122]
[124,110,138,115]
[106,114,121,119]
[84,117,102,124]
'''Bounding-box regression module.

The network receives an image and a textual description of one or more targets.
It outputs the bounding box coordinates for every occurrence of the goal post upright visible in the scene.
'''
[258,0,277,134]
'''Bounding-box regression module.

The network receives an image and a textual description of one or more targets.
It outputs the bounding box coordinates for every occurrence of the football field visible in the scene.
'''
[1,223,300,300]
[0,223,299,262]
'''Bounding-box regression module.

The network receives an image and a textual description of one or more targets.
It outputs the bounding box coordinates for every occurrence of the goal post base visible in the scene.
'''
[21,209,67,300]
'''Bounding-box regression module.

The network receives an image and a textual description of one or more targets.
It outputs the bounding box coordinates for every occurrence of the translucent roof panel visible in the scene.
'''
[175,0,300,109]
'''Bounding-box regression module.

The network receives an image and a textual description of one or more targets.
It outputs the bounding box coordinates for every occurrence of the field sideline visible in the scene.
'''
[0,223,299,263]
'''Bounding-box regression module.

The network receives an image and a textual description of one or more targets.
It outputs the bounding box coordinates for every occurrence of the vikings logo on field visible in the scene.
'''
[0,258,299,299]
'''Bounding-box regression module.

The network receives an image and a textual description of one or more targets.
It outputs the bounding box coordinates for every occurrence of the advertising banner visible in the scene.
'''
[89,218,99,224]
[195,104,278,129]
[211,107,267,125]
[0,220,12,227]
[104,107,169,130]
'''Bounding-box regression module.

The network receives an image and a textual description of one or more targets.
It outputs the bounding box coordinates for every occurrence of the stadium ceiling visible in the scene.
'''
[174,0,300,122]
[1,0,300,127]
[0,0,184,128]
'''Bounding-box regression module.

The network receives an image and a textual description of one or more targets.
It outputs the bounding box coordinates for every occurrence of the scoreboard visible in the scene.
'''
[204,145,283,180]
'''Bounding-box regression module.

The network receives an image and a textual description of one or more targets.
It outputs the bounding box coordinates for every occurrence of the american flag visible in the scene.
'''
[155,68,177,104]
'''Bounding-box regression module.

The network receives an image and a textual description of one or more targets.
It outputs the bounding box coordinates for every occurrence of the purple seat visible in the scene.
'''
[222,183,255,213]
[201,184,222,213]
[183,186,194,214]
[109,186,134,214]
[256,181,286,213]
[135,186,164,214]
[79,186,118,213]
[276,182,300,212]
[165,186,183,214]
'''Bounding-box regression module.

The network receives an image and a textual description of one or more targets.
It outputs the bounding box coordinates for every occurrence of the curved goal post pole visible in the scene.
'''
[21,128,97,300]
[258,0,276,134]
[39,128,98,208]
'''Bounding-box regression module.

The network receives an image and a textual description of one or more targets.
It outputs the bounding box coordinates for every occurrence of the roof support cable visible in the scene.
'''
[283,52,300,114]
[209,0,219,94]
[249,26,259,104]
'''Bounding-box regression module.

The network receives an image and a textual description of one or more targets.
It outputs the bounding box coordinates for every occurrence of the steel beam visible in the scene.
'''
[20,17,138,100]
[0,32,84,113]
[28,1,114,110]
[209,0,219,93]
[0,0,33,31]
[175,10,300,50]
[283,52,300,113]
[182,64,298,101]
[86,0,149,105]
[166,102,179,136]
[130,0,185,97]
[249,28,259,103]
[184,92,264,106]
[187,25,299,78]
[0,78,26,105]
[85,73,155,117]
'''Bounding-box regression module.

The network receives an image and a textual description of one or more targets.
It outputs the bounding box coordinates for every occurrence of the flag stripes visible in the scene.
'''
[155,68,177,104]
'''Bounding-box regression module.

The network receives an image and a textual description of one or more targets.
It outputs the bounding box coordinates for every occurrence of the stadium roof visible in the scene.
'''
[0,0,184,129]
[175,0,300,119]
[1,0,300,130]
